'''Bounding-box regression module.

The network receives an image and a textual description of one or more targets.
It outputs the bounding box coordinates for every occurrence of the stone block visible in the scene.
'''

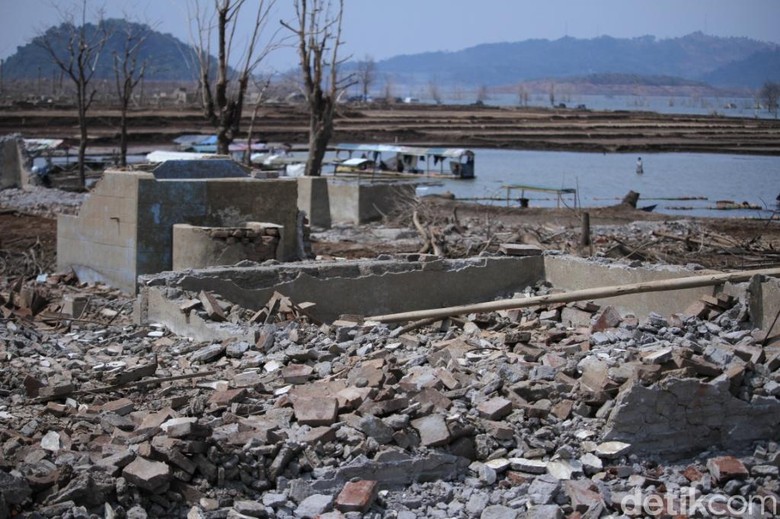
[411,414,451,447]
[122,457,172,493]
[101,398,135,416]
[293,396,338,426]
[477,397,513,420]
[282,364,314,384]
[509,458,548,474]
[208,388,247,408]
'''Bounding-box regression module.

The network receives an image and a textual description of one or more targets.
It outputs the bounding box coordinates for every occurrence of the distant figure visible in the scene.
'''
[636,157,644,175]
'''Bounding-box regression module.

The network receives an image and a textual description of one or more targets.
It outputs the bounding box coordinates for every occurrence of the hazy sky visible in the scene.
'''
[1,0,778,71]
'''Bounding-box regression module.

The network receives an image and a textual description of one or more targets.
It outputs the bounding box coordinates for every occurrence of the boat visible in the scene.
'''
[332,144,476,179]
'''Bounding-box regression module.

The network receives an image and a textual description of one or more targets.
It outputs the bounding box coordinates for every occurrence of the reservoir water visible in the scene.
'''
[416,150,780,219]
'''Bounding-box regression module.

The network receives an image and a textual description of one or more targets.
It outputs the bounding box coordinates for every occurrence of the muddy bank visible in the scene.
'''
[1,104,779,155]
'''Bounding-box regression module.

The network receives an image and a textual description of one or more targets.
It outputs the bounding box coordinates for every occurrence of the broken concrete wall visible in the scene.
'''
[544,255,719,319]
[58,170,299,293]
[172,222,282,270]
[297,176,331,228]
[297,178,416,227]
[135,177,298,276]
[604,378,780,458]
[328,182,415,225]
[0,134,28,189]
[137,256,545,331]
[58,171,143,291]
[748,274,780,336]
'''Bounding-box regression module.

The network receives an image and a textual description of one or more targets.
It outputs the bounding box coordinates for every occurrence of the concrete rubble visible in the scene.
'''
[1,256,779,518]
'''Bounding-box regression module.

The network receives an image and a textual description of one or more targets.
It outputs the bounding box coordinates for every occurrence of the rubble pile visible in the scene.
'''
[316,206,778,270]
[1,274,779,518]
[0,187,86,218]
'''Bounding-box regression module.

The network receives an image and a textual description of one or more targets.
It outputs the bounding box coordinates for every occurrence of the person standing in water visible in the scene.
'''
[636,157,644,175]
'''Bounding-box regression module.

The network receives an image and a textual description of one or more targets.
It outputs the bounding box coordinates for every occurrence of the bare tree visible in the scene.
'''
[382,74,395,103]
[355,55,375,101]
[476,84,488,105]
[113,20,151,167]
[35,1,109,188]
[428,80,442,105]
[191,0,279,155]
[761,81,779,119]
[244,74,273,165]
[516,84,528,107]
[282,0,354,177]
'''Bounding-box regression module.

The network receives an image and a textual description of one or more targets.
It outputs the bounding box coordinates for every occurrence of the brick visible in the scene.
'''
[101,398,135,416]
[498,243,542,256]
[122,457,172,493]
[509,458,548,474]
[707,456,749,483]
[281,364,314,384]
[335,480,378,513]
[561,307,593,328]
[591,305,622,332]
[207,388,247,408]
[293,396,338,426]
[683,465,704,482]
[336,386,371,410]
[198,290,226,322]
[159,417,210,439]
[298,426,336,445]
[594,441,631,459]
[413,388,452,411]
[551,399,574,420]
[135,408,175,435]
[483,420,514,441]
[564,480,603,513]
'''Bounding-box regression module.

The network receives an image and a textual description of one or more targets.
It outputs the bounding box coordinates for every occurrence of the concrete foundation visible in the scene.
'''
[297,177,416,227]
[137,256,543,336]
[543,255,719,317]
[58,167,300,293]
[172,222,282,270]
[604,378,780,458]
[0,135,28,189]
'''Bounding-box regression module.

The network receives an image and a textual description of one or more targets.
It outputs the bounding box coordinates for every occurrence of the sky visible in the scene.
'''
[1,0,778,72]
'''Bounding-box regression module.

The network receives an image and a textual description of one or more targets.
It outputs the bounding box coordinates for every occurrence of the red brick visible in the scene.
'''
[207,388,247,407]
[335,480,378,513]
[707,456,749,483]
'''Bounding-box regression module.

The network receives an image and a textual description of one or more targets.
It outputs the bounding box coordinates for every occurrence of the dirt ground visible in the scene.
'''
[1,194,779,281]
[1,103,778,279]
[2,103,779,155]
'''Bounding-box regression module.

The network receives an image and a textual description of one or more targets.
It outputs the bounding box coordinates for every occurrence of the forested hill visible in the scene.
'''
[5,23,779,90]
[373,32,779,89]
[3,19,202,82]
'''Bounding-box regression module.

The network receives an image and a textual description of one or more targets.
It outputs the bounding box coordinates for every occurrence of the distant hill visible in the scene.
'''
[2,19,202,82]
[700,49,780,89]
[371,32,777,90]
[5,23,778,92]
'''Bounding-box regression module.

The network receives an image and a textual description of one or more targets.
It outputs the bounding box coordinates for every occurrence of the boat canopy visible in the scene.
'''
[334,143,473,160]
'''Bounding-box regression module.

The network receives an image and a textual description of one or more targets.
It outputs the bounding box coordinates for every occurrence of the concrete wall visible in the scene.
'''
[297,177,331,228]
[58,171,144,291]
[748,275,780,336]
[139,256,545,326]
[58,170,299,293]
[172,223,281,270]
[297,178,416,227]
[0,135,26,189]
[544,255,719,318]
